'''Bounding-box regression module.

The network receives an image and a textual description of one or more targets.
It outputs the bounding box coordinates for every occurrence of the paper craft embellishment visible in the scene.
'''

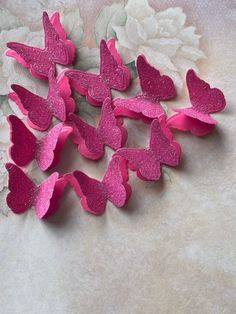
[65,156,131,215]
[113,55,176,122]
[167,69,226,136]
[6,163,66,219]
[7,115,72,171]
[6,11,75,79]
[69,98,127,160]
[65,38,130,106]
[8,69,72,131]
[116,116,181,181]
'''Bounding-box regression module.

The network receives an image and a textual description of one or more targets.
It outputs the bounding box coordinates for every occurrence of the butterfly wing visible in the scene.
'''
[150,118,181,166]
[100,39,130,91]
[116,148,161,181]
[7,115,36,167]
[66,171,106,215]
[97,97,127,150]
[10,84,52,131]
[69,113,104,160]
[6,163,36,214]
[103,156,131,207]
[57,71,76,116]
[137,55,176,100]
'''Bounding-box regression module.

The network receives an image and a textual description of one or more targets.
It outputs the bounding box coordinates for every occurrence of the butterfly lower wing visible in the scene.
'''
[137,55,176,100]
[8,115,36,167]
[6,163,36,214]
[67,171,106,215]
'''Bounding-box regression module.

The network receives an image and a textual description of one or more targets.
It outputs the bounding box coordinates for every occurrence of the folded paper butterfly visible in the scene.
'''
[69,98,127,160]
[65,156,131,215]
[6,11,75,79]
[167,69,226,136]
[113,55,176,122]
[6,163,66,219]
[64,38,130,106]
[8,68,74,131]
[115,116,181,181]
[7,115,72,171]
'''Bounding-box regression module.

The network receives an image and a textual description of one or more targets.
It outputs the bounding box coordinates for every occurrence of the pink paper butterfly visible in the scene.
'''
[8,68,74,131]
[65,38,130,106]
[6,11,75,79]
[6,163,66,219]
[65,156,131,215]
[7,115,72,171]
[116,116,181,181]
[113,55,176,122]
[167,69,226,136]
[69,98,127,160]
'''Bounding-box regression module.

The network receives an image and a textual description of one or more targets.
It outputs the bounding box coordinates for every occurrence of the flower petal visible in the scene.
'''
[125,0,155,19]
[179,45,206,61]
[126,16,147,45]
[147,38,182,57]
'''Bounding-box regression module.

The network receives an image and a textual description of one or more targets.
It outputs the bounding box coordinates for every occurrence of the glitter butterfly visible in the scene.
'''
[69,98,127,160]
[113,55,176,122]
[116,116,181,181]
[64,38,130,106]
[6,11,75,79]
[7,115,72,171]
[6,163,66,219]
[65,156,131,215]
[167,69,226,136]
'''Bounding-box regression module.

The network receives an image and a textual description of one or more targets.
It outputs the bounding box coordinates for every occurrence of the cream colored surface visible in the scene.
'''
[0,1,236,313]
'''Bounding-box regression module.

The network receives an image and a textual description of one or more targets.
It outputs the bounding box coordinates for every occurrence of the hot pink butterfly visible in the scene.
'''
[8,68,75,131]
[69,98,127,160]
[167,69,226,136]
[7,115,72,171]
[113,55,176,122]
[6,11,75,79]
[115,116,181,181]
[6,163,66,219]
[64,38,130,106]
[65,156,131,215]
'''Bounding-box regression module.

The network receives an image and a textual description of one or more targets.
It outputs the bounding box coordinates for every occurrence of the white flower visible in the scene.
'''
[95,0,206,88]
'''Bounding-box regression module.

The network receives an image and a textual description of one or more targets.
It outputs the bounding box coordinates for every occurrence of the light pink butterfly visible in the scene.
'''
[6,163,66,219]
[113,55,176,122]
[69,98,127,160]
[6,11,75,79]
[65,156,131,215]
[115,116,181,181]
[8,68,74,131]
[7,115,72,171]
[64,38,130,106]
[167,69,226,136]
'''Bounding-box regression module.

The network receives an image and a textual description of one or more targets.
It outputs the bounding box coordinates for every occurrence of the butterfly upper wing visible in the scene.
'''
[6,163,36,214]
[150,118,181,166]
[137,55,176,100]
[116,148,161,181]
[11,84,52,131]
[43,12,69,65]
[69,113,104,160]
[186,69,226,114]
[8,115,37,167]
[100,39,130,91]
[97,98,127,150]
[103,156,131,207]
[67,171,106,215]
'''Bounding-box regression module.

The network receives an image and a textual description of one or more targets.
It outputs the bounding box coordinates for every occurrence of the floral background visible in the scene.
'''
[0,1,236,313]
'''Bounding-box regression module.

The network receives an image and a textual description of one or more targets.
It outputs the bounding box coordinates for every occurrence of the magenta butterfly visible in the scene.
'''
[64,38,130,106]
[6,163,66,219]
[69,98,127,160]
[113,55,176,122]
[6,11,75,79]
[116,116,181,181]
[65,156,131,215]
[8,68,74,131]
[167,69,226,136]
[7,115,72,171]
